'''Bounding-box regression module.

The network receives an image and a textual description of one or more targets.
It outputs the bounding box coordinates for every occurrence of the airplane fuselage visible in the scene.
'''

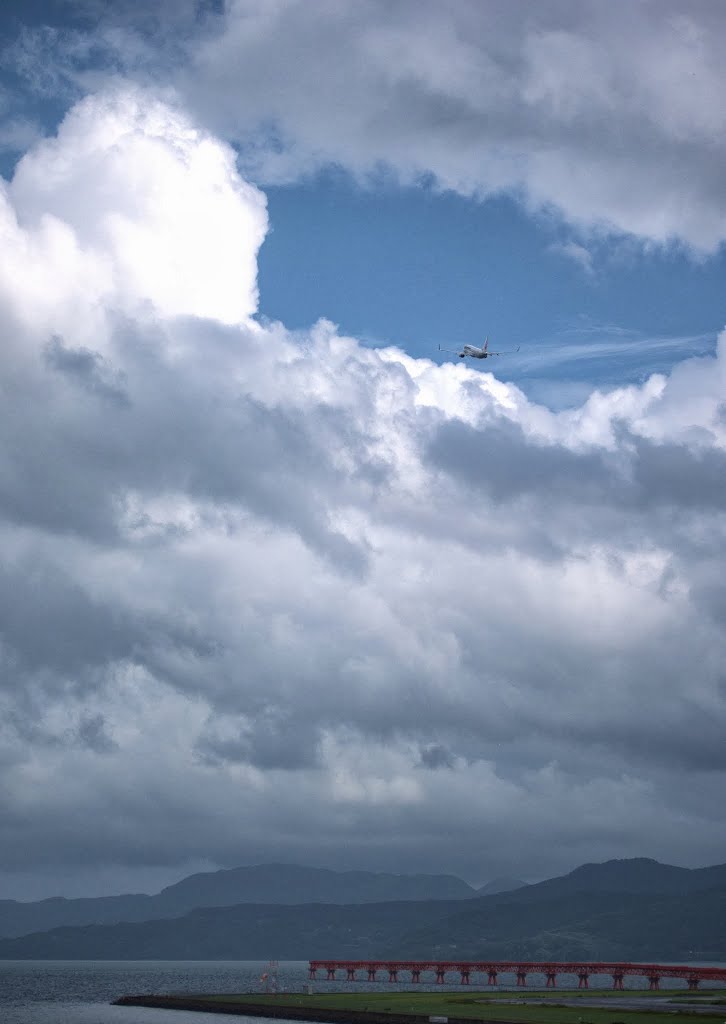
[460,344,488,358]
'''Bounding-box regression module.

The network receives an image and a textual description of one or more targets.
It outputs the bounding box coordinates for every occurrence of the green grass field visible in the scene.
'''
[200,988,726,1024]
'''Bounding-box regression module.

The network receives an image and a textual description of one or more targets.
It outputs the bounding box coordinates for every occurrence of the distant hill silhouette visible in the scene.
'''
[484,857,726,902]
[0,899,461,959]
[401,860,726,960]
[0,863,475,940]
[476,877,527,896]
[0,882,724,961]
[1,857,725,959]
[154,863,475,911]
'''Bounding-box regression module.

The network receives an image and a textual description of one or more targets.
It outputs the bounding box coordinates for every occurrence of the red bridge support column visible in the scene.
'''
[313,960,726,990]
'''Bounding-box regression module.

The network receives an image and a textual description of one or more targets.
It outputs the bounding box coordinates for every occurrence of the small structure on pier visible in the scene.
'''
[260,959,279,994]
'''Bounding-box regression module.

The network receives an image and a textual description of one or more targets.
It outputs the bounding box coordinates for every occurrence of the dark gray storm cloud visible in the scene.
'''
[427,416,726,513]
[426,416,614,505]
[44,335,130,407]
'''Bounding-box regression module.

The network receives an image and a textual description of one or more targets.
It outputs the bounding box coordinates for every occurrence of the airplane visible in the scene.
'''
[438,336,520,360]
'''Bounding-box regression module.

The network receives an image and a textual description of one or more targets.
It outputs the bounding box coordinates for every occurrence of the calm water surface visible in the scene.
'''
[2,959,725,1024]
[0,961,312,1024]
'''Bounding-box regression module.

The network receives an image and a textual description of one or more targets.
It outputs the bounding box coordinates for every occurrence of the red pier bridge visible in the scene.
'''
[309,961,726,991]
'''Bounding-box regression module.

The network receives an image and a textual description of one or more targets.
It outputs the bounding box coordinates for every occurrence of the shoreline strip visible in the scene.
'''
[113,995,496,1024]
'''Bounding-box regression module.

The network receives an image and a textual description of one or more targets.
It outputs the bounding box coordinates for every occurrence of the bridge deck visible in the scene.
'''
[308,960,726,991]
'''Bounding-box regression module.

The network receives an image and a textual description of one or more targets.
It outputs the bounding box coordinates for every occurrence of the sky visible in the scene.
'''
[0,0,725,902]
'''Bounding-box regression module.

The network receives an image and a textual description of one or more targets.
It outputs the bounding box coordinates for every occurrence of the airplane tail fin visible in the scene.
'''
[483,336,489,351]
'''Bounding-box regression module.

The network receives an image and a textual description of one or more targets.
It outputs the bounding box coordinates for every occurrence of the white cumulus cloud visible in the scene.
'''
[3,85,267,344]
[171,0,726,252]
[6,2,726,252]
[1,87,725,898]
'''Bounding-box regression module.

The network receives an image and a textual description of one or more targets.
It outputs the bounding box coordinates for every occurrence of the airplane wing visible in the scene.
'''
[489,345,520,356]
[437,345,462,356]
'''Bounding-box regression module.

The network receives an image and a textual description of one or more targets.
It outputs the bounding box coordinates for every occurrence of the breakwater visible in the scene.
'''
[113,994,487,1024]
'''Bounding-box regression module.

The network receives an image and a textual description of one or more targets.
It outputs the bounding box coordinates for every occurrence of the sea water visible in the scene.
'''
[0,961,310,1024]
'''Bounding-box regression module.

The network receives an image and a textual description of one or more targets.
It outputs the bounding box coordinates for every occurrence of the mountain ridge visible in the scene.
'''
[476,876,527,896]
[1,885,724,961]
[0,863,476,940]
[0,857,724,959]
